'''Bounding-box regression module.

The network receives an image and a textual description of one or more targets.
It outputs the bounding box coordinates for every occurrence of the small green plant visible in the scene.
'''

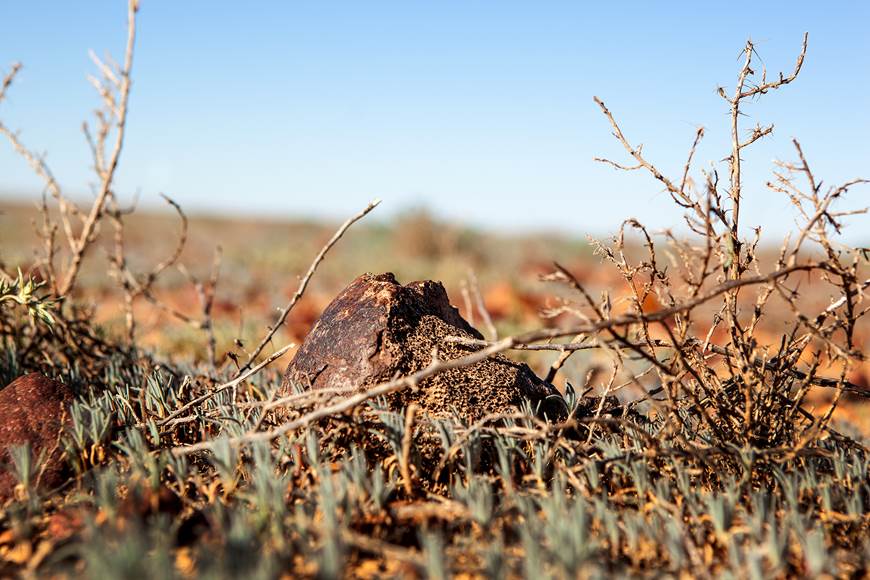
[7,442,46,505]
[0,269,55,327]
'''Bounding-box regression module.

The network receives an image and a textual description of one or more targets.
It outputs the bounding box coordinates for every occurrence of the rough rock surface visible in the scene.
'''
[282,273,566,421]
[0,373,74,502]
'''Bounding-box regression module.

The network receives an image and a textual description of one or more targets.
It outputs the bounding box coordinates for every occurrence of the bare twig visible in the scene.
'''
[58,0,140,297]
[155,343,294,428]
[467,270,497,340]
[237,199,381,375]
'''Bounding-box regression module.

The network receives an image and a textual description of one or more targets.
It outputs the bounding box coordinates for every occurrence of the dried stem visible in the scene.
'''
[236,199,381,375]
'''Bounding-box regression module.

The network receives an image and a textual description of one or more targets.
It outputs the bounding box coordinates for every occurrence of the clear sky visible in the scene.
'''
[0,2,868,241]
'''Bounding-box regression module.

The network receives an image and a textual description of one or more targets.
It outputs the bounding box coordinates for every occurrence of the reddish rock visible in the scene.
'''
[0,373,74,502]
[282,273,567,421]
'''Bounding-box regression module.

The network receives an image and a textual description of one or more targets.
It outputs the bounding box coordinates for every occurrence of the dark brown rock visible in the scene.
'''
[0,373,74,502]
[282,273,566,422]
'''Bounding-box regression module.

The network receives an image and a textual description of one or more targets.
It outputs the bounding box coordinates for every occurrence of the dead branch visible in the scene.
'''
[236,199,381,375]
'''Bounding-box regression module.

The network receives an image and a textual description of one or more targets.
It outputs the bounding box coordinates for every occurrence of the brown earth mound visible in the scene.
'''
[0,373,74,502]
[282,272,567,421]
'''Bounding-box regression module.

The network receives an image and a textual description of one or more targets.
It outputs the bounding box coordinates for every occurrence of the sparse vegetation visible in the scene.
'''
[0,3,868,578]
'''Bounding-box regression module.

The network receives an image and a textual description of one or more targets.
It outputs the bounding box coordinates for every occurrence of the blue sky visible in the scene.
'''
[1,2,868,241]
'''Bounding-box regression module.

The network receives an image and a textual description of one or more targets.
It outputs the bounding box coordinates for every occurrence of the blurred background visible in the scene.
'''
[1,2,868,237]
